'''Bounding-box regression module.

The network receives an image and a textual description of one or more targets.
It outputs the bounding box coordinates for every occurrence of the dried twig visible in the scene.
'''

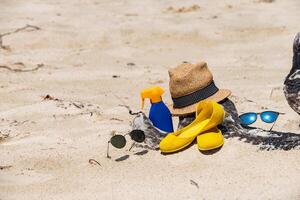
[0,63,44,72]
[72,102,84,109]
[118,104,141,115]
[88,159,102,167]
[110,118,123,122]
[190,180,199,189]
[0,24,41,50]
[0,165,12,170]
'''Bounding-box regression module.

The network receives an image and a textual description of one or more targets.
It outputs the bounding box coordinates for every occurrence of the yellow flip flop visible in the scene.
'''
[197,127,224,151]
[159,100,225,153]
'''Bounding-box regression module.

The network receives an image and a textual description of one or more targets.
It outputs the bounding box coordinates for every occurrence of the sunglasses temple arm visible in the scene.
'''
[269,121,277,132]
[129,142,136,151]
[106,141,111,159]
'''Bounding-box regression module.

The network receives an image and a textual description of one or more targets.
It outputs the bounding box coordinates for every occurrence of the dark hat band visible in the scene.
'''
[172,81,219,108]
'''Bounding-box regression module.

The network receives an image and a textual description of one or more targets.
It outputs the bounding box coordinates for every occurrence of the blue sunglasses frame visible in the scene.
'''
[239,111,285,131]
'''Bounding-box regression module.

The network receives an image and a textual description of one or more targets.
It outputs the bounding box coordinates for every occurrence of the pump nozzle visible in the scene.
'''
[140,86,164,109]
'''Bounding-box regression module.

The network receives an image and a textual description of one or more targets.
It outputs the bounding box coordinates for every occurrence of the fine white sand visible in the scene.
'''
[1,0,300,199]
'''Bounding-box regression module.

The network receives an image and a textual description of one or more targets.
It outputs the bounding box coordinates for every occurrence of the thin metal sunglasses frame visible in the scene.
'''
[106,130,145,159]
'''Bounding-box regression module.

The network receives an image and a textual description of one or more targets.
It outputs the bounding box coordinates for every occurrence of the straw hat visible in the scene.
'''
[168,61,231,116]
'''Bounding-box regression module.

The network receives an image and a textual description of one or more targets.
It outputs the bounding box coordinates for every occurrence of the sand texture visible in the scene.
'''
[1,0,300,199]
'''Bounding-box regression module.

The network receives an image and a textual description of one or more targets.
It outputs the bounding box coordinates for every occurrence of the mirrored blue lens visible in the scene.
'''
[260,111,279,123]
[239,113,257,125]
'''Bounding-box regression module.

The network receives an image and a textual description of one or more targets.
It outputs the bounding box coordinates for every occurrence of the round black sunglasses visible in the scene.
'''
[107,130,145,158]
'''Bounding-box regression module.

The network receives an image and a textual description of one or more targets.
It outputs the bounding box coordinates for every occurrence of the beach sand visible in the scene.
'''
[1,0,300,199]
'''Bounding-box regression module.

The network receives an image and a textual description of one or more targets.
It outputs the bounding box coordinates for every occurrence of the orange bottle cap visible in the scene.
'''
[140,86,164,109]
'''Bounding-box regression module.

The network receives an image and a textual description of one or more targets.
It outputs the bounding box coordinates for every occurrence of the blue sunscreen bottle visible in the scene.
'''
[141,86,174,133]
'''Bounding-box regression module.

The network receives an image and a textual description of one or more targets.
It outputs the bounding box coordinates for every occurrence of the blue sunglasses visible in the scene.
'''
[239,111,284,131]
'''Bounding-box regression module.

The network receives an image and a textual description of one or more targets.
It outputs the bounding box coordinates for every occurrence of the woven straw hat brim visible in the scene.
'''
[169,89,231,116]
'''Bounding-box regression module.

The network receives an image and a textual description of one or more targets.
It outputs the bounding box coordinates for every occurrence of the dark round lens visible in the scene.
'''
[129,130,145,143]
[260,111,279,123]
[110,135,126,149]
[239,112,257,125]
